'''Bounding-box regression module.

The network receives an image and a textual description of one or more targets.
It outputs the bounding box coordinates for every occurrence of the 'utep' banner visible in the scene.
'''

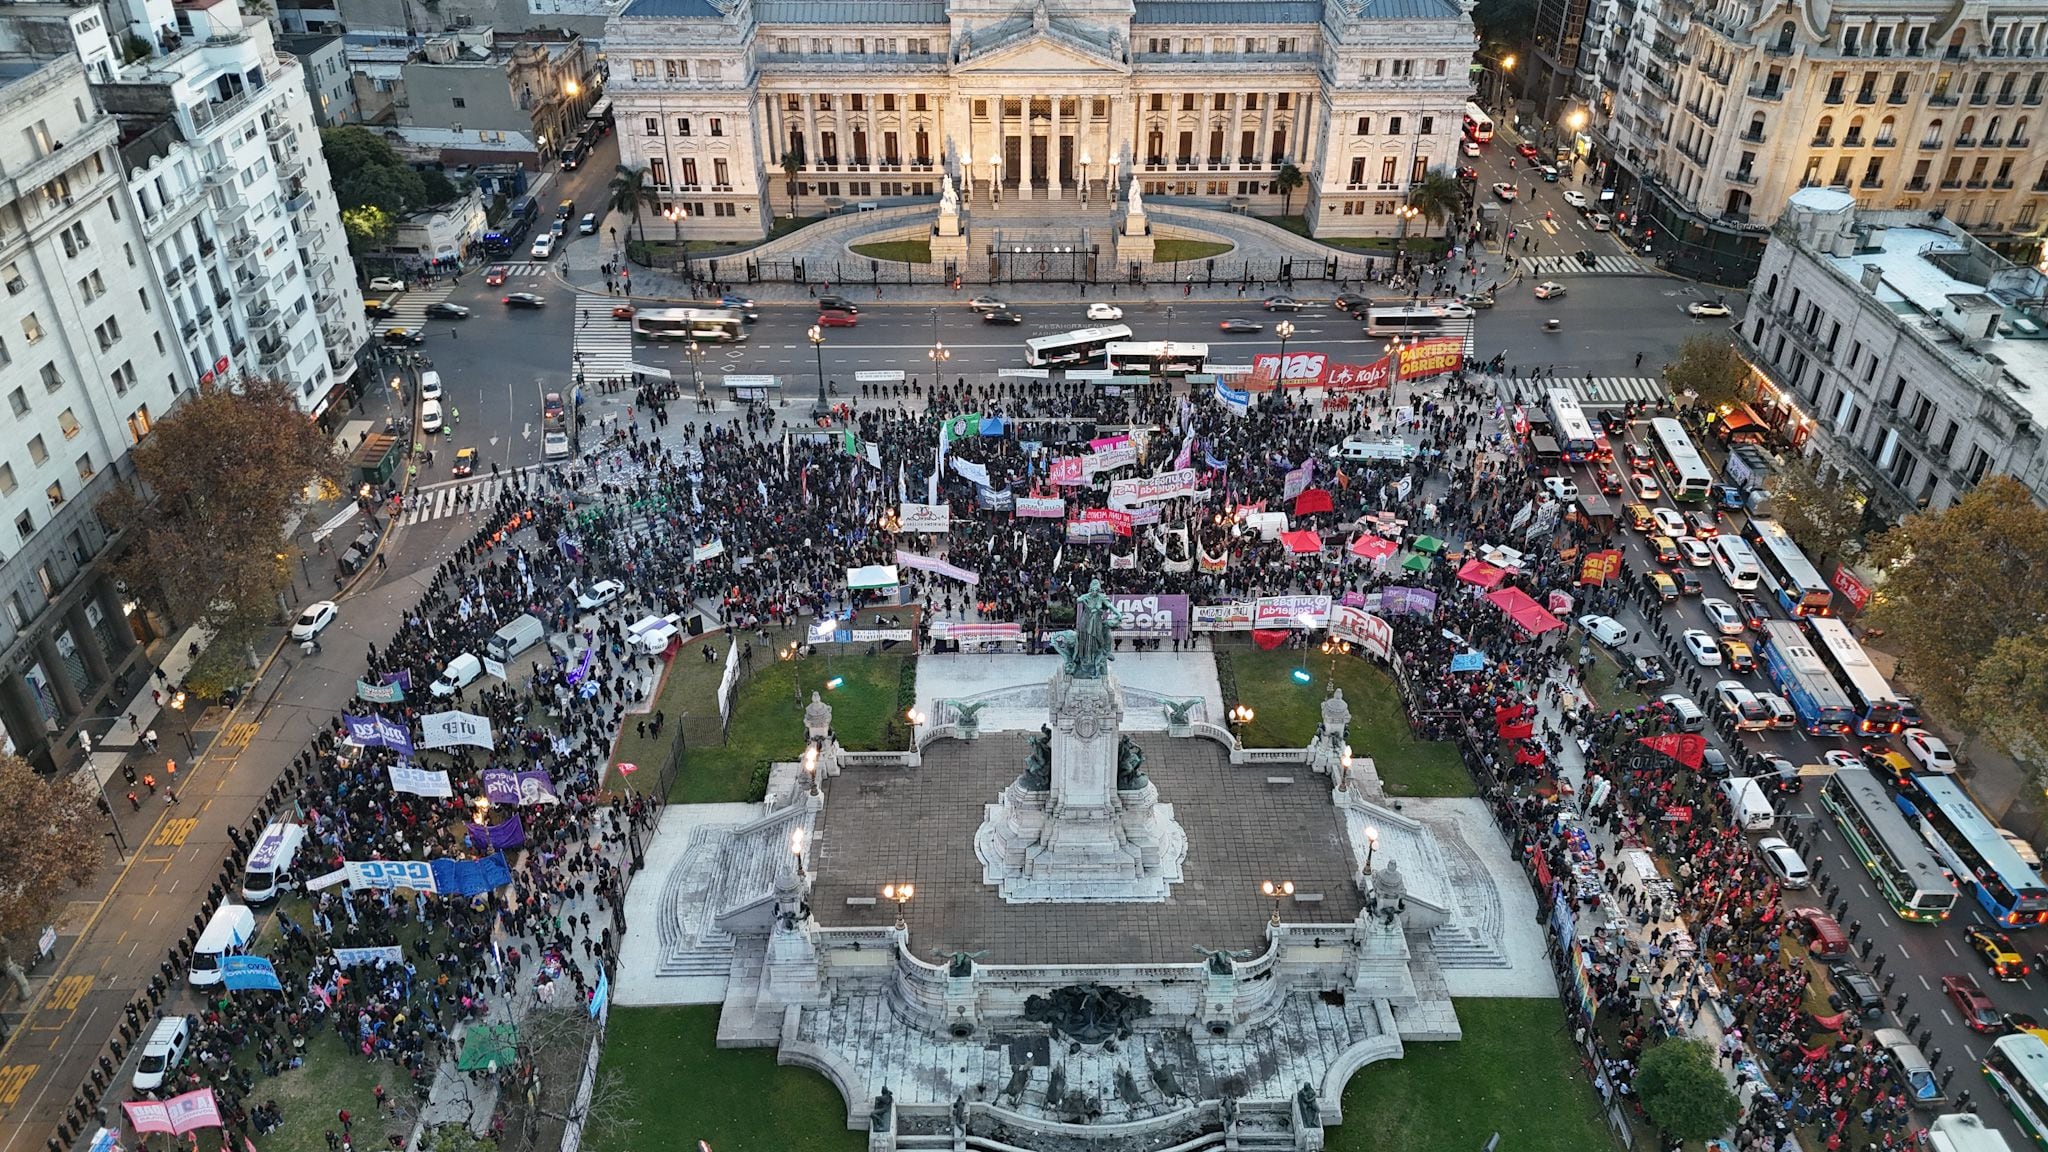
[124,1089,224,1136]
[333,945,404,968]
[420,710,495,750]
[894,549,981,586]
[468,814,527,851]
[482,769,561,806]
[219,955,282,992]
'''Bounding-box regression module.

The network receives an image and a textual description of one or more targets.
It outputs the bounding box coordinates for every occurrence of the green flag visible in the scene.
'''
[947,412,984,440]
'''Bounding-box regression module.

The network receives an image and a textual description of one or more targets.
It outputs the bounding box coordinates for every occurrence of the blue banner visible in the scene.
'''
[1213,381,1249,417]
[219,955,282,992]
[978,416,1006,437]
[355,679,404,703]
[1449,652,1487,673]
[588,970,609,1019]
[432,852,513,897]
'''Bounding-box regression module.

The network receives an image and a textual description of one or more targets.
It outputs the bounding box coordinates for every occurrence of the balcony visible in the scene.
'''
[1855,88,1877,104]
[1812,134,1835,147]
[1940,177,1963,188]
[1956,135,1979,148]
[265,120,291,141]
[1993,177,2014,188]
[1861,176,1884,188]
[1823,91,1845,105]
[204,161,232,189]
[1873,136,1897,148]
[213,288,230,308]
[284,192,311,215]
[228,232,255,257]
[278,156,306,182]
[1843,133,1865,147]
[1725,168,1758,185]
[1965,178,1988,188]
[1998,93,2018,105]
[1920,138,1944,150]
[1929,93,1959,106]
[2031,93,2046,106]
[1888,90,1910,104]
[2013,136,2032,148]
[247,302,279,331]
[1741,129,1767,143]
[1907,177,1928,190]
[164,264,183,289]
[1970,90,1991,105]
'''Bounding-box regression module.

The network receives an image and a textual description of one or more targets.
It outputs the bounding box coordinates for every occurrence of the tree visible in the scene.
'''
[607,165,657,245]
[99,377,342,693]
[0,753,100,994]
[320,126,426,218]
[1869,476,2048,746]
[420,168,459,205]
[1407,166,1466,243]
[341,204,396,257]
[1275,163,1304,216]
[780,149,804,218]
[1967,627,2048,767]
[1663,333,1751,414]
[1634,1038,1738,1141]
[1769,453,1865,568]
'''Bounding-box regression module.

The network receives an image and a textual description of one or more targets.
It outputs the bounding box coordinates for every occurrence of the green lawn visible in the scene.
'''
[254,1030,410,1152]
[591,1006,859,1152]
[1331,999,1614,1152]
[850,239,932,263]
[1223,645,1473,797]
[1582,648,1647,711]
[1257,215,1311,236]
[1153,238,1233,262]
[668,641,910,803]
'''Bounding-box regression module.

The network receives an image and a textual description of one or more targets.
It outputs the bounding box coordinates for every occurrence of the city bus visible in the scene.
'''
[1742,517,1834,617]
[1985,1034,2048,1150]
[1023,325,1132,367]
[1905,774,2048,927]
[1759,620,1855,734]
[1103,340,1208,376]
[1820,767,1957,921]
[1463,102,1495,143]
[1364,305,1448,336]
[630,307,748,342]
[584,95,614,132]
[1804,616,1904,733]
[1647,417,1714,503]
[1927,1113,2017,1152]
[1544,388,1602,461]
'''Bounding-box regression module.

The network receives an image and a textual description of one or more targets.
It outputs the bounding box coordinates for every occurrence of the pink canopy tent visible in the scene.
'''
[1456,557,1508,589]
[1347,534,1397,561]
[1484,586,1564,635]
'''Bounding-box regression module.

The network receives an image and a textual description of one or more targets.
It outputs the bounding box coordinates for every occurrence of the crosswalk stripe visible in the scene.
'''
[1502,376,1667,408]
[1518,254,1643,275]
[370,287,455,335]
[485,262,552,279]
[571,292,636,380]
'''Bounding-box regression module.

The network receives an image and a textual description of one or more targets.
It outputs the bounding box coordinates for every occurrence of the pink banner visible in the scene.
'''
[1249,353,1393,392]
[1050,456,1086,486]
[1088,434,1133,453]
[1015,496,1066,518]
[1074,508,1133,536]
[894,549,981,586]
[126,1090,224,1136]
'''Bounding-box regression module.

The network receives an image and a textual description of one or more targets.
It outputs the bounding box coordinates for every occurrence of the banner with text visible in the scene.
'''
[1108,469,1200,505]
[1330,605,1394,659]
[1190,602,1256,632]
[897,502,951,533]
[1395,337,1464,382]
[387,764,453,798]
[420,710,495,750]
[1105,594,1190,639]
[1015,496,1066,519]
[895,549,981,586]
[1253,594,1332,629]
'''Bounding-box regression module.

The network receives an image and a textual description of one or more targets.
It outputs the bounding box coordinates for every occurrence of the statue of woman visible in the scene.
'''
[1070,579,1121,678]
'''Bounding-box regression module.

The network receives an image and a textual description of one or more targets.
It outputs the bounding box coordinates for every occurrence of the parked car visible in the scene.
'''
[577,579,625,610]
[1789,907,1849,957]
[578,212,598,235]
[1758,836,1811,887]
[1579,614,1628,647]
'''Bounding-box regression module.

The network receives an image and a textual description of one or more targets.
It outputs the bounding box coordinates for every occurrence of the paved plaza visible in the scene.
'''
[810,732,1363,964]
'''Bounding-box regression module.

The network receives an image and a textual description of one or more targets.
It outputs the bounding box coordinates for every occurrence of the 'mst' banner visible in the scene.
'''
[1395,338,1464,381]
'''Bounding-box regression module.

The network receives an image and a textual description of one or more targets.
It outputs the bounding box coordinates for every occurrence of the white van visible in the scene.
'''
[1719,776,1777,831]
[1328,438,1419,463]
[189,904,256,986]
[487,613,546,662]
[133,1016,191,1090]
[1711,536,1761,591]
[419,370,444,401]
[421,398,444,433]
[241,822,305,903]
[431,652,484,696]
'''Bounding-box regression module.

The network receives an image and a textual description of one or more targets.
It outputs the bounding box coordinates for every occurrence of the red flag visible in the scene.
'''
[1498,719,1536,740]
[1252,629,1289,650]
[1637,733,1707,770]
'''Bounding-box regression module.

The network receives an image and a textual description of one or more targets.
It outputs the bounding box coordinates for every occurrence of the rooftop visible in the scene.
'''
[1807,210,2048,431]
[1132,0,1322,21]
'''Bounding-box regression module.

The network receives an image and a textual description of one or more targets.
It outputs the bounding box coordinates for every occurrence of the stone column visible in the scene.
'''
[1228,92,1245,172]
[804,96,821,175]
[1075,93,1091,199]
[34,633,81,722]
[992,94,1005,200]
[1049,94,1063,199]
[0,672,49,765]
[66,605,109,694]
[96,578,138,660]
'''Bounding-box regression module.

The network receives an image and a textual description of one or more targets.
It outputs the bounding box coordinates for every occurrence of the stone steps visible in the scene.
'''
[710,805,810,924]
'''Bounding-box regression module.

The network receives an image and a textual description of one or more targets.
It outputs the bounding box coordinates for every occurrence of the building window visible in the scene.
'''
[127,405,151,442]
[22,313,42,344]
[57,408,79,439]
[27,435,46,465]
[14,512,31,542]
[452,97,466,108]
[644,117,659,136]
[6,388,23,416]
[677,117,691,136]
[713,158,730,186]
[1388,116,1403,134]
[1381,156,1397,184]
[1420,116,1433,135]
[710,117,723,137]
[0,464,12,495]
[680,158,699,186]
[39,363,61,392]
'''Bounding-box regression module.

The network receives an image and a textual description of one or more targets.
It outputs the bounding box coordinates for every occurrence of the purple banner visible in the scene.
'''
[343,714,382,746]
[381,670,413,691]
[1380,585,1440,617]
[1341,590,1367,608]
[1105,593,1191,639]
[565,647,595,686]
[482,769,561,806]
[467,813,526,851]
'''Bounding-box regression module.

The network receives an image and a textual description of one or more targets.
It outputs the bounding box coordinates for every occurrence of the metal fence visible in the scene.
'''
[719,252,1406,288]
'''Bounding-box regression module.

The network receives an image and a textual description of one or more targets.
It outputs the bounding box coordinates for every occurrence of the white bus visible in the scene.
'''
[1805,616,1903,733]
[1710,535,1761,591]
[1985,1034,2048,1150]
[1364,305,1448,336]
[1023,325,1133,367]
[1544,388,1601,461]
[1103,340,1208,376]
[1647,417,1715,503]
[1819,766,1956,921]
[1463,102,1495,142]
[631,307,748,342]
[1927,1114,2015,1152]
[1743,517,1834,617]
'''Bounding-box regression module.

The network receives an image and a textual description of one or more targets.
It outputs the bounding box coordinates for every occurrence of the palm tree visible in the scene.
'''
[608,164,658,245]
[780,149,804,218]
[1406,166,1466,250]
[1275,163,1305,217]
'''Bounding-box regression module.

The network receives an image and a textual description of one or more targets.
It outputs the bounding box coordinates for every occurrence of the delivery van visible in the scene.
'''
[189,904,256,986]
[240,821,305,903]
[487,613,546,662]
[431,652,483,696]
[1718,777,1776,832]
[133,1016,192,1090]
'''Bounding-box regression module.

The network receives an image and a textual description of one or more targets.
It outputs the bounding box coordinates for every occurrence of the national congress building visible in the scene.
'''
[601,0,1480,241]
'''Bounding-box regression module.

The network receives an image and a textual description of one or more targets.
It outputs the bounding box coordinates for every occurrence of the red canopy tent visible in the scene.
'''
[1293,488,1334,516]
[1484,586,1564,635]
[1279,529,1324,555]
[1347,534,1397,561]
[1456,557,1507,589]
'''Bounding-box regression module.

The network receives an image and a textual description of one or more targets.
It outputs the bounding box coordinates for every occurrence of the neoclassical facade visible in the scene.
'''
[603,0,1478,241]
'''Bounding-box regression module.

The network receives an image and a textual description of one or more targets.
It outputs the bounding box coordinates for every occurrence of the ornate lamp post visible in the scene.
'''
[882,881,915,929]
[808,324,829,420]
[1261,879,1295,926]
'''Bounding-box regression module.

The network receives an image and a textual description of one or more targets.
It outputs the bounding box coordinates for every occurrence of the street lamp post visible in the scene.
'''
[1261,879,1295,927]
[1361,825,1381,876]
[1275,319,1295,370]
[808,324,830,420]
[928,308,950,376]
[687,338,704,402]
[882,881,915,929]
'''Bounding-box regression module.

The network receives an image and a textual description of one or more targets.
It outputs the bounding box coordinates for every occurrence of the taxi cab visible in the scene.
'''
[1720,637,1755,673]
[1650,535,1682,566]
[1624,503,1656,532]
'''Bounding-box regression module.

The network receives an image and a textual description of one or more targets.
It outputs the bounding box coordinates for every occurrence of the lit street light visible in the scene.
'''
[1261,879,1295,926]
[808,324,830,420]
[882,881,915,929]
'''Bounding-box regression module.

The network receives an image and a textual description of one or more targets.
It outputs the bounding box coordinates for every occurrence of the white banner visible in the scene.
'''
[693,539,727,563]
[1330,605,1394,659]
[344,860,438,892]
[420,710,495,750]
[333,945,405,968]
[387,763,453,798]
[1108,468,1200,504]
[898,502,951,533]
[1253,594,1332,629]
[482,657,508,682]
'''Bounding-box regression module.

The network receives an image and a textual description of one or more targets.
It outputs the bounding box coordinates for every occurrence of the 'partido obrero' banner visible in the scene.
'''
[1395,338,1464,381]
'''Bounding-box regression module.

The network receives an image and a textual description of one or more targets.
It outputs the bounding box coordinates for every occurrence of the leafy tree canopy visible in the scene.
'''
[0,753,99,957]
[1664,334,1752,415]
[1769,453,1866,568]
[321,126,428,217]
[1635,1038,1738,1141]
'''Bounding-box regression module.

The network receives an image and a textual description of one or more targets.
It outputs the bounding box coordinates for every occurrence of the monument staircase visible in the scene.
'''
[712,802,815,930]
[651,803,816,979]
[1338,798,1510,970]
